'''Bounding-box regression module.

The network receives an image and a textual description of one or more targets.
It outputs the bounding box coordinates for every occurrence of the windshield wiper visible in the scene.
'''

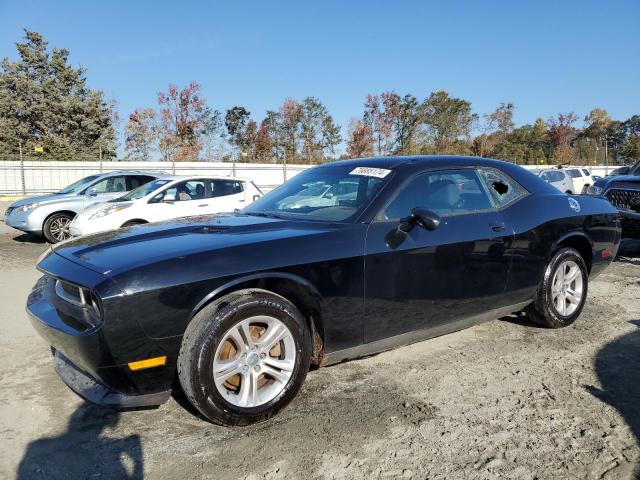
[243,212,283,219]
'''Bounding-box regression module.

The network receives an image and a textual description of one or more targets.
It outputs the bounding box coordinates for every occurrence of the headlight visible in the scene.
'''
[88,203,131,220]
[586,185,604,195]
[16,202,40,213]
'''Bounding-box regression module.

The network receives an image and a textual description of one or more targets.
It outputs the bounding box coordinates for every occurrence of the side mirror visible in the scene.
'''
[399,208,440,233]
[87,188,98,197]
[163,193,176,202]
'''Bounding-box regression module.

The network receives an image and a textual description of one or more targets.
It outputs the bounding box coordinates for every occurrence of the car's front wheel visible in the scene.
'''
[43,212,74,243]
[526,247,588,328]
[177,289,311,426]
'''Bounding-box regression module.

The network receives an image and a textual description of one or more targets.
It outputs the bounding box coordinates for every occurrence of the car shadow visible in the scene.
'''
[17,402,143,479]
[585,320,640,478]
[11,232,47,244]
[500,311,546,329]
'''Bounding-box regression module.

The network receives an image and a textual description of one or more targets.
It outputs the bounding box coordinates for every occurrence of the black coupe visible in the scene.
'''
[27,156,621,426]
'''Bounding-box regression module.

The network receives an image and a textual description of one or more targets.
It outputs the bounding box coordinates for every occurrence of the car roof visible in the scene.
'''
[317,155,528,171]
[317,155,561,195]
[98,170,169,177]
[169,174,250,181]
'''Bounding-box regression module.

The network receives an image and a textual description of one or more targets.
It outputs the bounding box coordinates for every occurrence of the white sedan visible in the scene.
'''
[69,175,262,237]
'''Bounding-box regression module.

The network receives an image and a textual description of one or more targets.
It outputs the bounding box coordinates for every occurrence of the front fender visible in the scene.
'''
[189,271,323,322]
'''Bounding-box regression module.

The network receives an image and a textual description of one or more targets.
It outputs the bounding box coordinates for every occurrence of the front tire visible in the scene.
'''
[526,247,588,328]
[177,289,311,426]
[43,212,74,243]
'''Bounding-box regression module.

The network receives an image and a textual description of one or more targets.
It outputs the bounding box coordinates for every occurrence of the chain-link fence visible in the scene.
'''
[0,160,312,195]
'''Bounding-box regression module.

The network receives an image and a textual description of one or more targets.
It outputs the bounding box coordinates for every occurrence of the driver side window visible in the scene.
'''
[89,175,127,193]
[151,180,206,203]
[384,169,492,220]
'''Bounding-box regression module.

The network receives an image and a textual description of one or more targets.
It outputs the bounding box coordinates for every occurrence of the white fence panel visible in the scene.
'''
[0,161,313,195]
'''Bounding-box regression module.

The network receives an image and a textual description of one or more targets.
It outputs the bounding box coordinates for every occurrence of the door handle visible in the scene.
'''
[198,204,208,207]
[491,222,506,232]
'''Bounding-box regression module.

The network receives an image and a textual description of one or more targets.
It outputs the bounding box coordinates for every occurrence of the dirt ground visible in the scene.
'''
[1,204,639,480]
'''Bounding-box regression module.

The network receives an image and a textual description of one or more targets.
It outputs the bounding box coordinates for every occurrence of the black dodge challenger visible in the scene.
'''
[27,156,621,426]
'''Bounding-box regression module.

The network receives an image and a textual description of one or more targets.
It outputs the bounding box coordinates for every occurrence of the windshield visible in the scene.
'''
[243,165,391,222]
[120,179,171,201]
[629,160,640,176]
[57,175,101,194]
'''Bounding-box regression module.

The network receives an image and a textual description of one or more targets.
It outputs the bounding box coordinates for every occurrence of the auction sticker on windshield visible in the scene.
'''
[349,167,391,178]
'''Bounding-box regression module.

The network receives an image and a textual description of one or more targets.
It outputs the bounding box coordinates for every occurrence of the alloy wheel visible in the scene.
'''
[550,259,584,316]
[49,217,72,242]
[212,315,296,408]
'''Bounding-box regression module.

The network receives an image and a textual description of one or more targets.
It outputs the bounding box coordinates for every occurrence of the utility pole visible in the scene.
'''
[99,146,103,173]
[604,135,609,175]
[19,141,26,196]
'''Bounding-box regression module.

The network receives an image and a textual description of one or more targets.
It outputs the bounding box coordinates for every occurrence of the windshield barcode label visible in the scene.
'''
[349,167,391,178]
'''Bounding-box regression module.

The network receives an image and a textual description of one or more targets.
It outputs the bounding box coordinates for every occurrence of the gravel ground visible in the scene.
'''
[1,204,639,480]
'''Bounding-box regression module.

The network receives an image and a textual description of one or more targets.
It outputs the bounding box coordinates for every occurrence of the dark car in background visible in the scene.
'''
[27,156,620,426]
[587,159,640,237]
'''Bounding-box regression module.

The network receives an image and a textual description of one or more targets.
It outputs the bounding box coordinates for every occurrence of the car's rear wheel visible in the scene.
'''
[581,184,589,194]
[526,247,588,328]
[177,289,311,426]
[43,212,74,243]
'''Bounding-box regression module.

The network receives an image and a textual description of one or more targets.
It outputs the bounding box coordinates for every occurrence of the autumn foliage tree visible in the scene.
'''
[346,119,374,158]
[156,82,219,161]
[124,108,157,161]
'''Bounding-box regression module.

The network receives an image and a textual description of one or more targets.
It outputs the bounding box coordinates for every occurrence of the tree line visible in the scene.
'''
[1,31,639,165]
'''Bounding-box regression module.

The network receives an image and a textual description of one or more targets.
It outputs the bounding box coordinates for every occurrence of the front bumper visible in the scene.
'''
[68,218,116,237]
[27,273,174,409]
[4,208,42,233]
[618,209,640,237]
[53,349,170,408]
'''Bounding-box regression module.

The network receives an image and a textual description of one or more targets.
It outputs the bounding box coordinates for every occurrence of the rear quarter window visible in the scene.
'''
[477,168,528,208]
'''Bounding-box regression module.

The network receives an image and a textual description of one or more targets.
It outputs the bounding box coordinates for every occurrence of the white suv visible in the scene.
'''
[565,168,594,194]
[69,175,262,237]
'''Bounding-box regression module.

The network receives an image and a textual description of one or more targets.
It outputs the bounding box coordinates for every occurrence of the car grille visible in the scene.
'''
[606,188,640,211]
[5,206,14,216]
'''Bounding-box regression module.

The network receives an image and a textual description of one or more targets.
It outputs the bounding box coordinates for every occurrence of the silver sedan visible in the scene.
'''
[4,171,164,242]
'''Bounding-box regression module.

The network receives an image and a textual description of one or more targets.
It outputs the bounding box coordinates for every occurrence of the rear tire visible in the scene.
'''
[525,247,588,328]
[43,212,74,243]
[177,289,311,426]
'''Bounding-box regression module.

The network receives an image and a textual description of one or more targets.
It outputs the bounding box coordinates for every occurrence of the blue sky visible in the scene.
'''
[1,0,639,155]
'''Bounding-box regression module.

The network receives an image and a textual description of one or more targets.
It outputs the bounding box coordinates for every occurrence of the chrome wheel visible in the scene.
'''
[213,315,296,408]
[551,259,584,316]
[49,217,72,241]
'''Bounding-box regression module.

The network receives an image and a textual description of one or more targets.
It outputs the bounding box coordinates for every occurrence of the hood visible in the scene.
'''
[76,200,131,219]
[595,175,640,188]
[10,193,75,208]
[50,213,340,275]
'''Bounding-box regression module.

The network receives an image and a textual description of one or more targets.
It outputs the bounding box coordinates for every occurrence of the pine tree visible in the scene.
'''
[0,30,117,160]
